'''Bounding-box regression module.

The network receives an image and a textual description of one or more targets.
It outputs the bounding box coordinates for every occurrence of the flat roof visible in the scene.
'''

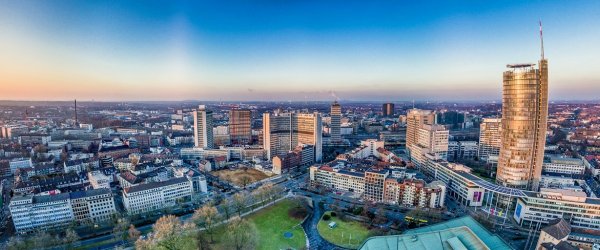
[360,216,512,250]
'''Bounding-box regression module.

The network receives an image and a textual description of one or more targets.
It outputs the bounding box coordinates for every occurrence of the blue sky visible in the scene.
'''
[1,1,599,101]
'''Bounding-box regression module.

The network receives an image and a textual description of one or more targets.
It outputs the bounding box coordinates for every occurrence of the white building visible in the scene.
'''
[10,193,74,234]
[123,177,193,214]
[88,170,112,189]
[193,105,214,149]
[410,124,449,167]
[543,154,586,175]
[478,118,502,162]
[9,158,33,174]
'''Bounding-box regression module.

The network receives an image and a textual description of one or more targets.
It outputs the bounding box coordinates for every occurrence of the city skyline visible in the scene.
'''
[1,1,600,101]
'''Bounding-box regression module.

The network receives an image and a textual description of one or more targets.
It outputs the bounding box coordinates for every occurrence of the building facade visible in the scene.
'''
[496,60,549,190]
[330,101,342,143]
[229,109,252,145]
[193,105,214,149]
[478,118,502,163]
[263,111,322,162]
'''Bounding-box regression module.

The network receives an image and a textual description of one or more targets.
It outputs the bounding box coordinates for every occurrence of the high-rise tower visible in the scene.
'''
[382,103,395,117]
[229,109,252,145]
[263,111,322,163]
[477,118,502,163]
[496,24,548,190]
[330,101,341,143]
[194,105,214,149]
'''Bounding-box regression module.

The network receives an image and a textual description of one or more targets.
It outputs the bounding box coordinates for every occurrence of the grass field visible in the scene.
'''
[210,198,307,250]
[212,168,272,187]
[317,211,371,249]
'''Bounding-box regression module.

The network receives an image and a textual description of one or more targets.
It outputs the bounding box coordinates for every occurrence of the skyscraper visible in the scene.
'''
[330,101,341,143]
[406,109,436,150]
[193,105,214,149]
[477,118,502,163]
[263,112,322,163]
[496,55,548,190]
[229,109,252,145]
[382,103,395,117]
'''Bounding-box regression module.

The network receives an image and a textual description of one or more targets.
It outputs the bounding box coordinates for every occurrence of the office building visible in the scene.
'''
[478,118,502,163]
[382,103,395,117]
[193,105,214,149]
[330,101,342,143]
[69,188,117,225]
[542,154,586,175]
[263,111,322,162]
[9,189,117,234]
[406,109,436,150]
[123,177,193,214]
[229,109,252,145]
[497,58,549,190]
[410,124,449,167]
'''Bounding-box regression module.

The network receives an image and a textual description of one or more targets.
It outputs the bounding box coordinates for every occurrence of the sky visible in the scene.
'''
[1,1,599,102]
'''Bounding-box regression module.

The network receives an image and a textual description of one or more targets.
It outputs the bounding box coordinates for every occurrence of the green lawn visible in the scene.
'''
[211,198,307,250]
[317,211,371,249]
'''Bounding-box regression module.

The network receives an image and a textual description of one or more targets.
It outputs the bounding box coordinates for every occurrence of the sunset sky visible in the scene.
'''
[1,1,599,101]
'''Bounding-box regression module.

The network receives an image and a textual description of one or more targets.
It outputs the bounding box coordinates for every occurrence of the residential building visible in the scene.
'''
[383,178,446,208]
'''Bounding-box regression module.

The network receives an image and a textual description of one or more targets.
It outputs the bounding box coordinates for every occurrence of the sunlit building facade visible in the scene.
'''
[193,105,214,149]
[330,101,342,143]
[229,109,252,145]
[496,59,549,191]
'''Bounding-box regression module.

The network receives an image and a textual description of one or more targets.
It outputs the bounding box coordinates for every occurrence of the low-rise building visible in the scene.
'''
[543,154,586,175]
[88,170,112,189]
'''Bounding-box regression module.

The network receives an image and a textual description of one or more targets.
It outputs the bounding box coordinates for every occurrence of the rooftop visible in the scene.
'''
[360,216,511,250]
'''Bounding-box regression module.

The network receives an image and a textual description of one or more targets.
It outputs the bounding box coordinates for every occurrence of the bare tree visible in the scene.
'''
[64,229,80,248]
[232,193,248,216]
[225,217,258,250]
[6,236,29,250]
[192,204,220,242]
[137,215,196,250]
[128,224,141,242]
[240,175,252,189]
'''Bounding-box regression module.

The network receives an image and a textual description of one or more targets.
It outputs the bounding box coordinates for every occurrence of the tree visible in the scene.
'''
[232,193,247,216]
[128,224,141,242]
[64,229,80,248]
[374,207,388,225]
[6,236,29,250]
[221,199,233,220]
[113,218,130,243]
[224,217,258,250]
[192,204,220,242]
[32,231,54,249]
[138,215,196,250]
[240,175,252,189]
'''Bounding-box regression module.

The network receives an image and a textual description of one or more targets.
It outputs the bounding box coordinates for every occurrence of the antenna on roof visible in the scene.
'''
[539,20,545,60]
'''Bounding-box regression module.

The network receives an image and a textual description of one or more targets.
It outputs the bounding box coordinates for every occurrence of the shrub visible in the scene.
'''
[323,214,331,221]
[330,212,337,217]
